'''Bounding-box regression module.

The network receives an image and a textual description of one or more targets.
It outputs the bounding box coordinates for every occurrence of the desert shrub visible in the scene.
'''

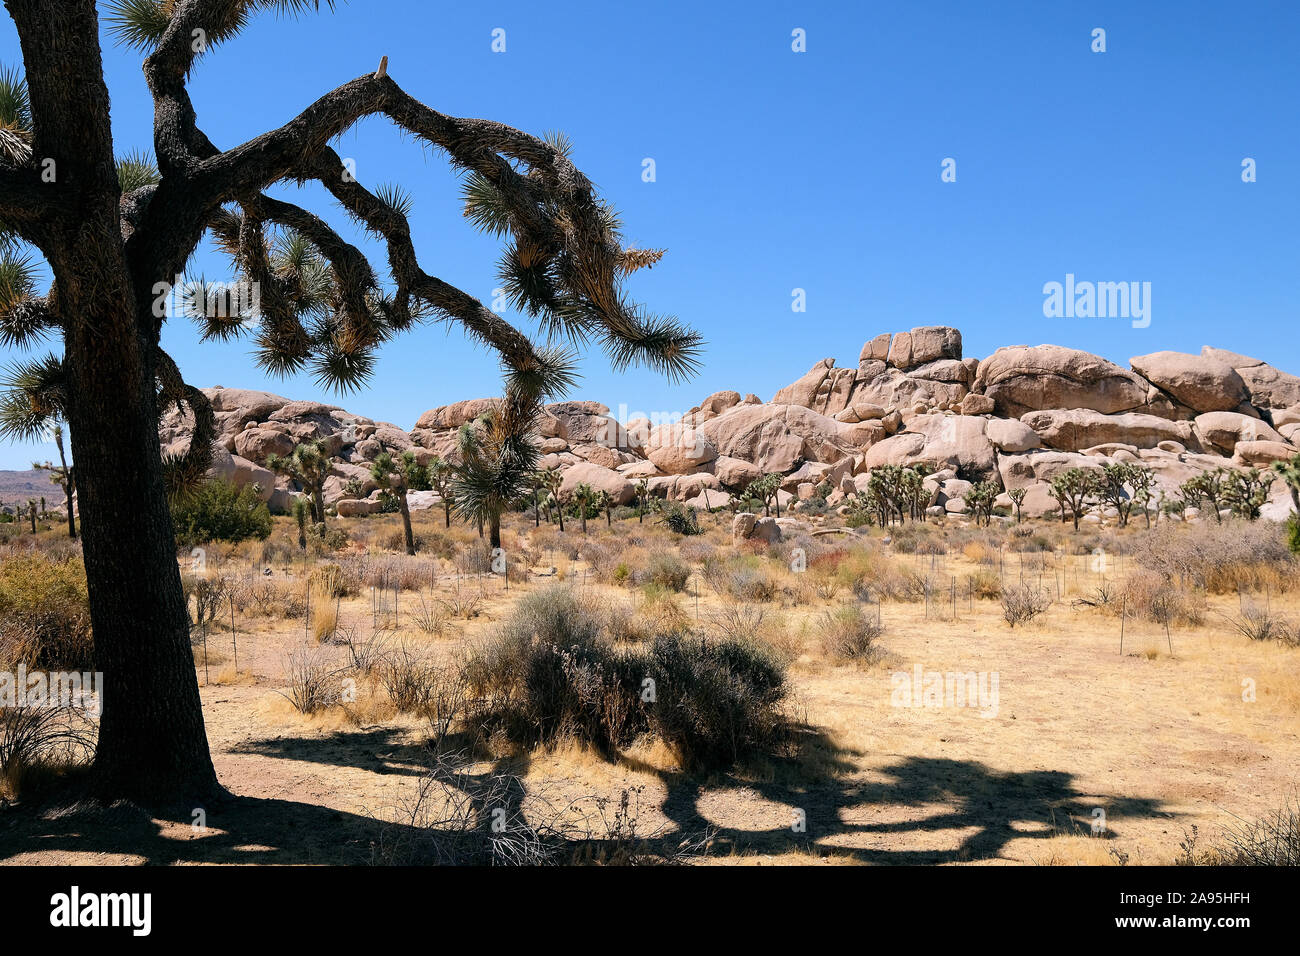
[1216,796,1300,866]
[171,478,272,544]
[816,605,883,663]
[1130,521,1295,593]
[1227,607,1297,645]
[466,585,791,770]
[1288,515,1300,555]
[637,586,693,637]
[640,551,691,592]
[0,555,92,669]
[967,568,1002,599]
[678,539,717,564]
[280,646,342,715]
[308,563,350,598]
[465,586,645,751]
[377,642,448,714]
[1117,569,1205,627]
[646,634,788,772]
[0,705,96,799]
[1001,584,1050,628]
[658,504,702,536]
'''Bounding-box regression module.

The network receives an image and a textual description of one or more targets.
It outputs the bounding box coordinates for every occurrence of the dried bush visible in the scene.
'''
[816,605,883,663]
[0,705,96,799]
[1001,584,1051,628]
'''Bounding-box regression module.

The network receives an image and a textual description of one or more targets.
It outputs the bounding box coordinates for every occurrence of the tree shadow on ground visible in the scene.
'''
[0,721,1168,865]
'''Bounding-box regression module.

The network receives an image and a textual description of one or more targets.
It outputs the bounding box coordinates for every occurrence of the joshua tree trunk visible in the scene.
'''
[65,301,218,800]
[398,489,415,555]
[27,500,35,533]
[489,512,502,550]
[311,485,326,526]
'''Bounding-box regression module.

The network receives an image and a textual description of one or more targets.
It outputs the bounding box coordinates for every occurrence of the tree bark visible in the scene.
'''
[399,490,415,555]
[64,302,219,801]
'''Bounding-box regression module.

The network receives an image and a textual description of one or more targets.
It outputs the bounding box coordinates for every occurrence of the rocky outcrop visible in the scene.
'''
[161,328,1299,522]
[973,345,1153,418]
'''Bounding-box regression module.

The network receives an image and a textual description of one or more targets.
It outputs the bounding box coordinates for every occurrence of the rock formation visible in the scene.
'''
[160,326,1300,524]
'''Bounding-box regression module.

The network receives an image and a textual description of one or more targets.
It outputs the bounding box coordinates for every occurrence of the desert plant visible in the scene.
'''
[170,477,272,544]
[0,554,93,669]
[1007,487,1026,523]
[371,449,425,555]
[267,441,331,527]
[1001,583,1050,627]
[816,605,883,662]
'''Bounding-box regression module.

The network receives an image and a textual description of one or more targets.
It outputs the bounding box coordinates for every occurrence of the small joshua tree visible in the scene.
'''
[292,496,310,551]
[596,489,614,528]
[1049,468,1098,531]
[633,478,650,523]
[371,449,425,555]
[32,423,76,539]
[572,482,595,534]
[1273,454,1300,514]
[267,441,331,527]
[1007,486,1026,524]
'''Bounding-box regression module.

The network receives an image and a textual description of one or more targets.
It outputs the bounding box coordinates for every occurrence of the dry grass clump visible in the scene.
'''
[280,645,344,715]
[0,705,96,800]
[0,554,92,670]
[703,555,779,603]
[816,605,884,664]
[1226,606,1298,646]
[966,568,1003,599]
[1115,569,1206,627]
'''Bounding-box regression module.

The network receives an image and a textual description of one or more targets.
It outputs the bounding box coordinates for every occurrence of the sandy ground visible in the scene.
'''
[2,527,1297,866]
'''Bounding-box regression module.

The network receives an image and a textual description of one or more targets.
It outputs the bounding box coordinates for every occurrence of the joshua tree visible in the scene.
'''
[32,422,76,539]
[267,441,330,526]
[965,480,998,527]
[1223,466,1274,520]
[371,449,423,555]
[1186,469,1227,523]
[633,478,650,522]
[540,469,565,532]
[596,489,614,528]
[1127,465,1156,528]
[292,496,310,550]
[1007,486,1026,524]
[746,472,783,518]
[1049,468,1097,531]
[424,455,455,530]
[25,497,36,533]
[572,481,595,534]
[0,1,699,799]
[527,470,549,527]
[1096,462,1139,528]
[1272,454,1300,513]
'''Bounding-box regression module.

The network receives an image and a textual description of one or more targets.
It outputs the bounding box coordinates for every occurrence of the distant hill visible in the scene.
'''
[0,469,58,512]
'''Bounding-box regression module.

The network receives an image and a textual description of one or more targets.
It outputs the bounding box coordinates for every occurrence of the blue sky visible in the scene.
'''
[2,0,1297,468]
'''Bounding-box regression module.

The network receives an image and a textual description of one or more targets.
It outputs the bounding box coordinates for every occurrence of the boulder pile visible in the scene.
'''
[161,326,1300,525]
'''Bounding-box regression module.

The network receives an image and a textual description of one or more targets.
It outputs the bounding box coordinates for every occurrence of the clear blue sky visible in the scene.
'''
[2,0,1297,468]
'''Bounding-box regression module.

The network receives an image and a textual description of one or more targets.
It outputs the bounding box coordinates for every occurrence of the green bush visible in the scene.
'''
[1288,515,1300,555]
[640,551,691,592]
[171,478,272,544]
[0,555,92,669]
[646,634,788,771]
